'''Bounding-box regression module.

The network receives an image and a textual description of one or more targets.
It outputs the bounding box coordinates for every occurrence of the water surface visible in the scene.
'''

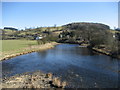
[2,44,120,88]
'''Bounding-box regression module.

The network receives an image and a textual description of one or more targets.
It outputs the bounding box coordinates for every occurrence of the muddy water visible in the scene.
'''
[2,44,120,88]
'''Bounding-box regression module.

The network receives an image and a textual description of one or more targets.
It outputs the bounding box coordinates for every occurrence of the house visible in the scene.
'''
[113,34,116,38]
[35,36,43,40]
[112,33,120,41]
[115,33,120,41]
[59,34,63,38]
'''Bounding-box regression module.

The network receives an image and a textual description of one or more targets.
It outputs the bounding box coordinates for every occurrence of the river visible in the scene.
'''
[2,44,120,88]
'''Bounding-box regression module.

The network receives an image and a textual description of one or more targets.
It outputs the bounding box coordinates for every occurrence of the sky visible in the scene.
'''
[2,2,118,29]
[118,1,120,28]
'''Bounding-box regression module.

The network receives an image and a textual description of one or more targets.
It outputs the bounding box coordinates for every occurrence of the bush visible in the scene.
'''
[89,35,105,48]
[36,35,58,45]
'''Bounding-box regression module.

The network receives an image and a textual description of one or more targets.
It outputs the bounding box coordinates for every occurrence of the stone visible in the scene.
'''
[2,71,67,88]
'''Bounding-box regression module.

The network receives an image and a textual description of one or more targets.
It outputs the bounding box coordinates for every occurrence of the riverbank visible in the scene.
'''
[92,47,120,59]
[2,71,67,88]
[79,43,120,59]
[79,42,120,59]
[1,42,59,61]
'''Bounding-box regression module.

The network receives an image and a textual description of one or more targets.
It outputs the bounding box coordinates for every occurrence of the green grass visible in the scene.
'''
[0,40,57,60]
[1,40,38,52]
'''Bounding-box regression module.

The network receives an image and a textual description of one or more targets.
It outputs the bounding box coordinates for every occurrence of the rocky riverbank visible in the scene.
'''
[1,42,60,61]
[1,71,67,88]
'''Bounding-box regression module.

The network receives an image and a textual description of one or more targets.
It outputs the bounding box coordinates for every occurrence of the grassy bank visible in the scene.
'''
[0,40,59,61]
[92,47,120,59]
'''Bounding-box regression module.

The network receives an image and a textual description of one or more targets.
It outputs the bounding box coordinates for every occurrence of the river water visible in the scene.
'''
[2,44,120,88]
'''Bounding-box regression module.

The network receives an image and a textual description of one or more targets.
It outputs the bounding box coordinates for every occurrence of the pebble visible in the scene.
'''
[75,74,79,77]
[2,71,66,88]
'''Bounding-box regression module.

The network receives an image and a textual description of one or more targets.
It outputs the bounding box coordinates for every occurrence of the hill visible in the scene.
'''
[63,22,110,31]
[1,22,119,40]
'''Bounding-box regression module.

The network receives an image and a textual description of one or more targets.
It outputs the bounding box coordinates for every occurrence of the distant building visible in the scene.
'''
[35,36,43,40]
[113,34,116,38]
[115,33,120,41]
[112,33,120,41]
[59,34,63,38]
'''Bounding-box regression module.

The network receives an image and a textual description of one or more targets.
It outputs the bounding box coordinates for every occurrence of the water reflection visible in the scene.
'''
[37,50,48,59]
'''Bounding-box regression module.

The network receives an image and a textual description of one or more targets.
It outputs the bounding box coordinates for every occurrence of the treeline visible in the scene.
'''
[58,22,120,58]
[58,22,110,44]
[63,22,110,31]
[4,27,18,31]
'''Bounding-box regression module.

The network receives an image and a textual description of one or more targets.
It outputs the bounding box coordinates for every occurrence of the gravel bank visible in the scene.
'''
[1,71,67,88]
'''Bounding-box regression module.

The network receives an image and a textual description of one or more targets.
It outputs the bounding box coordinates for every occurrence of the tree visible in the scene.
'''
[105,32,118,54]
[2,30,6,40]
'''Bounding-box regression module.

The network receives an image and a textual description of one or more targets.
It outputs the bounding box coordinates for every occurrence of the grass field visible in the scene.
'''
[0,40,58,60]
[1,40,38,59]
[1,40,38,52]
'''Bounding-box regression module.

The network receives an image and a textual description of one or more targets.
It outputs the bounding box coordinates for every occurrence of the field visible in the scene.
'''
[1,26,63,40]
[0,40,58,60]
[0,40,37,59]
[2,40,37,52]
